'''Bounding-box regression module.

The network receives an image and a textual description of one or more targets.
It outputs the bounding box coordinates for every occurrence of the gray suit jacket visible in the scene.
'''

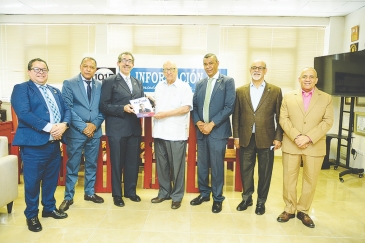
[232,82,283,148]
[193,74,236,139]
[62,74,104,139]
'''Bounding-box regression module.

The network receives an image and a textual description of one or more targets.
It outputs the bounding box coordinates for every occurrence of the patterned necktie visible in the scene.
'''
[40,85,61,123]
[125,76,133,92]
[85,80,92,102]
[203,78,213,123]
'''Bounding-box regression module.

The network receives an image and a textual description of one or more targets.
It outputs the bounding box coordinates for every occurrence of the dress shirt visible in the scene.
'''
[250,80,266,133]
[302,88,314,111]
[202,72,219,120]
[153,78,193,141]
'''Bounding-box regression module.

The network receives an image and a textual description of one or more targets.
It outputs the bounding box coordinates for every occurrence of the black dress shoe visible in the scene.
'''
[151,196,171,203]
[27,216,42,232]
[190,195,210,206]
[113,197,125,207]
[59,199,74,212]
[236,198,253,211]
[297,211,315,228]
[255,203,265,215]
[42,209,68,219]
[171,201,181,209]
[84,194,104,203]
[212,201,222,213]
[125,195,141,202]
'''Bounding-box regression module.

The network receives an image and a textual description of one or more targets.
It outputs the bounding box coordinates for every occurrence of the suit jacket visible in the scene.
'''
[62,74,104,139]
[11,80,71,146]
[232,82,283,148]
[279,87,333,156]
[193,74,235,139]
[100,73,144,137]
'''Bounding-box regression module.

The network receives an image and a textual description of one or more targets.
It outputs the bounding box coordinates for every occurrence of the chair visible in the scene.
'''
[0,136,18,213]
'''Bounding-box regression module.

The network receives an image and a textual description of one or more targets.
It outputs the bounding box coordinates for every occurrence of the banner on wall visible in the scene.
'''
[91,54,232,93]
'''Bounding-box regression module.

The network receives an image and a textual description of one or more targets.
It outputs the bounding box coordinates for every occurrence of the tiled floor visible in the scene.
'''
[1,159,365,243]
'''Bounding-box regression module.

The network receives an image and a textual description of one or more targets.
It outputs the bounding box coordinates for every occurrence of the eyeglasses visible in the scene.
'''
[163,68,176,73]
[31,67,49,74]
[120,58,133,64]
[250,66,266,71]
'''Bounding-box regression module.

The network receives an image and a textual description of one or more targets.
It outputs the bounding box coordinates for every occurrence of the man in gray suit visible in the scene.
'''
[190,53,235,213]
[59,57,105,212]
[232,60,283,215]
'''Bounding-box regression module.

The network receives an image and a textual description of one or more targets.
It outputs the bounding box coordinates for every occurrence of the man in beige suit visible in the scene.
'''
[233,60,283,215]
[277,67,333,228]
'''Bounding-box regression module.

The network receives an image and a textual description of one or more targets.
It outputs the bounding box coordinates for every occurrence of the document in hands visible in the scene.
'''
[130,97,155,118]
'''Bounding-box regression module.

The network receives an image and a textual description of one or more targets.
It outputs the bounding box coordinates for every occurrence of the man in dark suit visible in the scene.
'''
[59,57,105,212]
[191,53,235,213]
[100,52,144,207]
[232,60,283,215]
[11,58,71,232]
[277,67,333,228]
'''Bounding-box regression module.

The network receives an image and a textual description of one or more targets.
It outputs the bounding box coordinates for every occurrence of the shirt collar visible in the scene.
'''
[120,72,130,80]
[250,80,266,88]
[302,88,314,96]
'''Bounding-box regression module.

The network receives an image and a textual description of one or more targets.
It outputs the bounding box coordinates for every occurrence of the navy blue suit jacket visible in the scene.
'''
[62,74,104,139]
[193,74,236,139]
[11,80,71,146]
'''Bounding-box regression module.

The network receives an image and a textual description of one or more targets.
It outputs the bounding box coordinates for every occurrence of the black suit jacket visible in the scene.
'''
[100,73,144,137]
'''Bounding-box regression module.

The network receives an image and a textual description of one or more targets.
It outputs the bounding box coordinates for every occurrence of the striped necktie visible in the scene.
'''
[125,76,133,92]
[85,80,92,102]
[40,85,61,123]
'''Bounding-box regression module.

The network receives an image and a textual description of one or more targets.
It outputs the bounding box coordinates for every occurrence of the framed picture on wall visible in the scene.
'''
[356,97,365,107]
[351,25,359,42]
[354,112,365,136]
[345,97,351,105]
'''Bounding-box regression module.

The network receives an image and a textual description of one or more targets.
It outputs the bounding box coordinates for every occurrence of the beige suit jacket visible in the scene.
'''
[233,82,283,148]
[279,87,334,156]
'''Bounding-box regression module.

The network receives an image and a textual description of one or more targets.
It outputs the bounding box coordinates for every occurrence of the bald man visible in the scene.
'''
[277,67,333,228]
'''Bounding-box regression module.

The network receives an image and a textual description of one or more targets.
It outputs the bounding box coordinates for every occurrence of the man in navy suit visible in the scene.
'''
[100,52,144,207]
[11,58,71,232]
[59,57,105,212]
[191,53,236,213]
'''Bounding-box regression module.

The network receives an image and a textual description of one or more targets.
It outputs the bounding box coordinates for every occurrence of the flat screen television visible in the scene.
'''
[314,50,365,97]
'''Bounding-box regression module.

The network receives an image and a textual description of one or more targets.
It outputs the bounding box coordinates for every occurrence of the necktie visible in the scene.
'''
[125,76,133,93]
[85,80,92,102]
[203,78,213,123]
[40,85,61,123]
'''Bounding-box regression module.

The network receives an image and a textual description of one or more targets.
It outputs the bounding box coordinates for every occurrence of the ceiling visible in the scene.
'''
[0,0,365,17]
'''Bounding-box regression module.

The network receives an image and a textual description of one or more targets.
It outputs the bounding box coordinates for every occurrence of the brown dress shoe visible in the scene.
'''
[297,212,315,228]
[171,201,181,209]
[277,211,295,222]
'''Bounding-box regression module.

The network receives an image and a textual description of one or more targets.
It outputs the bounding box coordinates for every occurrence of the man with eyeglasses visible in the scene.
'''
[100,52,144,207]
[232,60,283,215]
[59,57,105,212]
[150,61,192,209]
[277,67,333,228]
[191,53,235,213]
[11,58,71,232]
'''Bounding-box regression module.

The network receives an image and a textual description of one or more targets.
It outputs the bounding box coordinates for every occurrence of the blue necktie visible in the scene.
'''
[85,81,92,102]
[40,85,61,123]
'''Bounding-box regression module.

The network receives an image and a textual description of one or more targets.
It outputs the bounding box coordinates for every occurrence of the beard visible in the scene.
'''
[251,73,262,81]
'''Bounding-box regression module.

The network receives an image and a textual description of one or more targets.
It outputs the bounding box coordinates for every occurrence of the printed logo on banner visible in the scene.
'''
[94,67,116,81]
[131,68,227,92]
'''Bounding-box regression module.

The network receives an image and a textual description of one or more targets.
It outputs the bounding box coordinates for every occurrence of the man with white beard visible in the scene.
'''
[232,60,283,215]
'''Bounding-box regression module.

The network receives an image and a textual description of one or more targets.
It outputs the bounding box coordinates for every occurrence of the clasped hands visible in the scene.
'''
[294,135,311,149]
[197,121,215,135]
[83,123,96,138]
[50,123,68,140]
